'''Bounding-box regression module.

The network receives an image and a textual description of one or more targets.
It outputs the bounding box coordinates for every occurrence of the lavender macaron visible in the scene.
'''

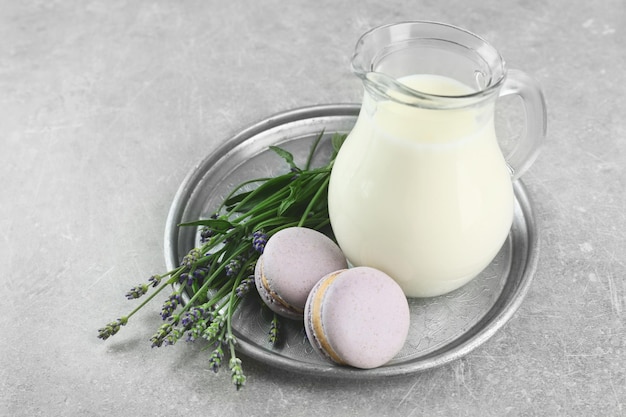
[304,266,410,369]
[254,227,348,320]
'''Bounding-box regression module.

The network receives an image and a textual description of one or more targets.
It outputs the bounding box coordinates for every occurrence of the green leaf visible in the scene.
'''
[269,146,300,172]
[305,131,324,170]
[178,218,233,232]
[217,177,270,212]
[226,173,293,213]
[223,190,253,208]
[99,129,346,393]
[277,183,299,215]
[331,133,347,159]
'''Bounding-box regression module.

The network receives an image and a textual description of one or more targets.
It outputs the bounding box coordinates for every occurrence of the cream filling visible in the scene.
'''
[310,271,346,365]
[259,258,303,314]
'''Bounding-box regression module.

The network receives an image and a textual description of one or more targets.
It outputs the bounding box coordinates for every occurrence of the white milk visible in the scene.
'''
[328,74,514,297]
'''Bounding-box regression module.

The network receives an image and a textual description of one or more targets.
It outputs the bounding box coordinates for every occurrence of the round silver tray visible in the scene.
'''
[164,103,539,379]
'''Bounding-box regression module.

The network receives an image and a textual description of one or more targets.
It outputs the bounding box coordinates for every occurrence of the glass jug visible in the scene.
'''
[328,21,546,297]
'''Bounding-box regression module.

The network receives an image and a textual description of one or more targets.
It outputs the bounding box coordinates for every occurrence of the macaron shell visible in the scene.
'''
[306,267,410,369]
[254,255,302,320]
[261,227,348,310]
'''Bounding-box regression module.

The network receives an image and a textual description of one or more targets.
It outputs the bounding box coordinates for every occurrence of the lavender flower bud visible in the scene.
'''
[229,357,246,390]
[186,319,208,342]
[252,230,268,254]
[225,258,242,278]
[97,317,128,340]
[161,294,181,320]
[193,267,209,280]
[209,344,224,373]
[182,248,200,268]
[181,307,205,327]
[178,273,189,285]
[150,323,173,348]
[202,314,224,342]
[165,327,184,346]
[269,314,280,345]
[148,274,162,288]
[125,284,148,300]
[200,227,214,243]
[235,276,254,298]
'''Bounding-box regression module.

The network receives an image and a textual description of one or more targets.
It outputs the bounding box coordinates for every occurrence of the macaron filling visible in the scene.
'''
[257,257,303,315]
[308,271,345,365]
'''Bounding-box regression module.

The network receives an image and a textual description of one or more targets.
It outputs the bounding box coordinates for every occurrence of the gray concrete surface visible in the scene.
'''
[1,1,624,416]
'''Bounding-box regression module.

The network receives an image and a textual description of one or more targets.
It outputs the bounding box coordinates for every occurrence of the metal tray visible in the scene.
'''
[164,103,539,379]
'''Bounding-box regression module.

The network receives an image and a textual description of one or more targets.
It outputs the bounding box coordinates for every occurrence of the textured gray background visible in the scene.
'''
[1,1,624,416]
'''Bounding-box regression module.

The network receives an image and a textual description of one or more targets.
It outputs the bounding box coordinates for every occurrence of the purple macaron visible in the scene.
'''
[254,227,348,320]
[304,266,410,369]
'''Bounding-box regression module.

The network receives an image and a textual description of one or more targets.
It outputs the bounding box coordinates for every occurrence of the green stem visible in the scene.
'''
[297,174,331,227]
[225,275,246,344]
[202,263,251,310]
[181,244,250,309]
[123,270,183,320]
[229,188,290,224]
[305,131,324,170]
[229,175,292,214]
[253,216,301,232]
[315,217,331,229]
[232,209,280,231]
[216,177,272,213]
[264,220,307,237]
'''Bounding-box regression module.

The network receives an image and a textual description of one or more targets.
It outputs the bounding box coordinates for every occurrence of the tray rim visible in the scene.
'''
[164,103,539,379]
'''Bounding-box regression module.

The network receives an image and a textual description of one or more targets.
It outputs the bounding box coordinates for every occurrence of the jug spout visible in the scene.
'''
[351,21,507,109]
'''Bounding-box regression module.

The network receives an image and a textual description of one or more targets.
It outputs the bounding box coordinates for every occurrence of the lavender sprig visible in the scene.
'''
[161,294,182,320]
[235,276,255,298]
[97,132,347,390]
[269,313,280,346]
[252,230,268,253]
[97,317,128,340]
[125,284,148,300]
[229,357,246,390]
[209,344,224,373]
[150,323,173,348]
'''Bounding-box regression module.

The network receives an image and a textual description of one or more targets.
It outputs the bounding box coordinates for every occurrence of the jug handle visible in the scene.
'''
[499,69,547,180]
